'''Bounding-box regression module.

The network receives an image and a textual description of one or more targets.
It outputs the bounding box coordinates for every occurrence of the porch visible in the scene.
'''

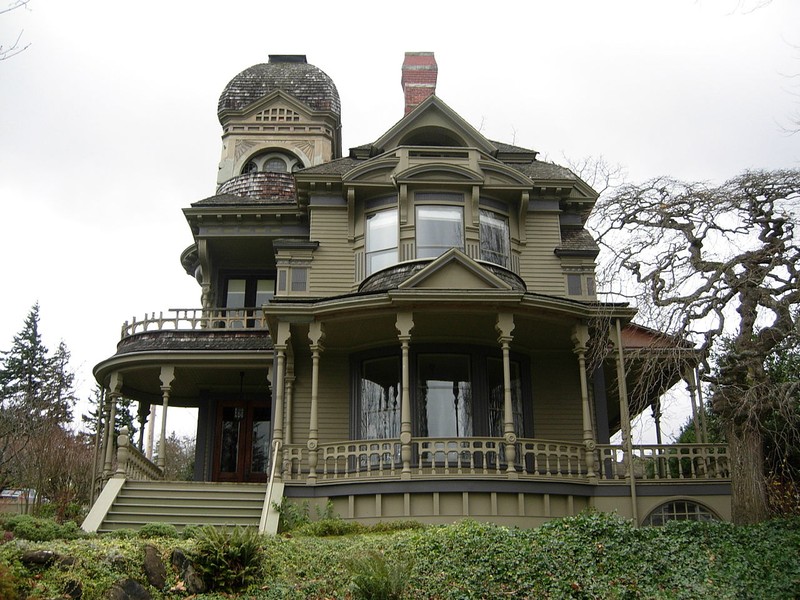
[83,427,730,533]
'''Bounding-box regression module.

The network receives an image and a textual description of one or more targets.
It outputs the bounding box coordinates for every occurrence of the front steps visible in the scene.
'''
[97,481,268,533]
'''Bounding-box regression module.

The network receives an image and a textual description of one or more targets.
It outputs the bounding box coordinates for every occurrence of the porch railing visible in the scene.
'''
[279,438,727,484]
[596,443,730,482]
[121,307,267,339]
[113,427,163,481]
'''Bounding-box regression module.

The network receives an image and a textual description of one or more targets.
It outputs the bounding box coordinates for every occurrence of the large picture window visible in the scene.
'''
[479,209,510,268]
[365,208,398,275]
[358,356,400,440]
[416,205,464,258]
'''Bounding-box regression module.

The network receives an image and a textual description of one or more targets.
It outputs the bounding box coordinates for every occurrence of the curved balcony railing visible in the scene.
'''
[278,438,728,484]
[120,308,268,339]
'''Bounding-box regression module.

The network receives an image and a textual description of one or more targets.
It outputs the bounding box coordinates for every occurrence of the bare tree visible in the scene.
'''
[589,169,800,523]
[0,1,30,61]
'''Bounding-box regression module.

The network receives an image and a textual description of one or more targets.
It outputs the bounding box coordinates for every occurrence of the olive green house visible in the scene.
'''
[83,53,731,534]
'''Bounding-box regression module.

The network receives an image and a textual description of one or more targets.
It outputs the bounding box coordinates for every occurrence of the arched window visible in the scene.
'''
[264,158,288,173]
[643,500,718,526]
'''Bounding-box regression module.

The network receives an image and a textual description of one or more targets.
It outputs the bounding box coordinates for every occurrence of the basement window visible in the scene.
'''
[643,500,718,526]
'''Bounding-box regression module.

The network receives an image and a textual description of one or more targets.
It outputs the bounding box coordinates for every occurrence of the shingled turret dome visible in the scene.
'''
[217,55,341,121]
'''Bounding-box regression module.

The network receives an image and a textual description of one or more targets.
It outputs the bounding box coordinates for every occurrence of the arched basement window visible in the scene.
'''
[643,500,718,526]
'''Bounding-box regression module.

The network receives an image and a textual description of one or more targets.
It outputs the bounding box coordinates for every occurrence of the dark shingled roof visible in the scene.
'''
[116,330,273,355]
[297,156,361,176]
[555,228,600,256]
[359,260,527,293]
[193,172,297,206]
[514,161,577,181]
[218,56,341,120]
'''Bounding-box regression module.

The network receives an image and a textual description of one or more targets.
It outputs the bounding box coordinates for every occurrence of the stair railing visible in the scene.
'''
[259,439,284,534]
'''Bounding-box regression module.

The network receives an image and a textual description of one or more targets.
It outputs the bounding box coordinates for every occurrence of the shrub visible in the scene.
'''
[192,525,264,592]
[181,524,202,539]
[366,520,425,534]
[137,522,179,539]
[274,499,310,532]
[0,563,20,600]
[347,549,413,600]
[295,518,365,537]
[105,528,137,539]
[1,515,83,541]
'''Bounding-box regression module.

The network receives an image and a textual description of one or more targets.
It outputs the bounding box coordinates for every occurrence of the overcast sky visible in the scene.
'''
[1,0,798,441]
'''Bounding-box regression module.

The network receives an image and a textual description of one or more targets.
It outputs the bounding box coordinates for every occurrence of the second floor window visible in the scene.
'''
[416,205,464,259]
[479,209,510,268]
[366,208,398,275]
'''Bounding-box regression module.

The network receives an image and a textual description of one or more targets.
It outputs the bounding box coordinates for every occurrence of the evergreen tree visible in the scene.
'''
[0,304,77,489]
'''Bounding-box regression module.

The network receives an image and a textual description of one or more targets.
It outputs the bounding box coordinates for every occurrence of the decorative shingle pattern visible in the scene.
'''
[193,173,296,206]
[556,228,600,254]
[116,330,273,355]
[358,261,526,293]
[218,60,341,119]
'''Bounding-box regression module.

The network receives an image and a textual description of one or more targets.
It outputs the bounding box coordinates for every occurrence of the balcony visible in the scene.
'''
[120,308,268,339]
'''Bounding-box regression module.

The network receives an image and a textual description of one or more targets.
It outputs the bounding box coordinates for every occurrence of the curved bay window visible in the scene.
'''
[355,347,529,442]
[365,208,398,275]
[416,204,464,259]
[479,209,510,268]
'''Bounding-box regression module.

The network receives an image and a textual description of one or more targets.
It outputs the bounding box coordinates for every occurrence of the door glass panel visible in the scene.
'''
[417,354,472,437]
[220,407,242,473]
[360,357,400,439]
[250,407,271,474]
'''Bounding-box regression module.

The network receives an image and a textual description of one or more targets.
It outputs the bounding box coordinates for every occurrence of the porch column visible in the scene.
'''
[272,321,291,481]
[307,322,325,483]
[102,373,123,478]
[396,312,414,479]
[284,363,295,445]
[145,405,156,460]
[572,322,597,480]
[613,318,638,524]
[495,313,517,476]
[157,365,175,471]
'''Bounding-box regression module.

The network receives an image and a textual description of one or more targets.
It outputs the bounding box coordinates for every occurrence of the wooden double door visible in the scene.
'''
[213,401,271,482]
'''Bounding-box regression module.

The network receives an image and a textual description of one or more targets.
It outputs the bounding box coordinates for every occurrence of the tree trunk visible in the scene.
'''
[728,420,768,524]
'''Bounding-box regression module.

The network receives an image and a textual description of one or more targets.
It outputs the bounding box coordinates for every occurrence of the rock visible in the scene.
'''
[142,544,166,589]
[183,563,206,595]
[169,547,205,594]
[107,578,151,600]
[64,578,82,599]
[21,549,59,566]
[58,555,78,569]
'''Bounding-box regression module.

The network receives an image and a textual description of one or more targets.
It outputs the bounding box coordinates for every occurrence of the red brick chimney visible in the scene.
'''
[402,52,438,115]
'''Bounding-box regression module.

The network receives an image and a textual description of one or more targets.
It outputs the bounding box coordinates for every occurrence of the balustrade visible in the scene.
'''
[596,443,730,481]
[121,307,267,338]
[114,427,163,481]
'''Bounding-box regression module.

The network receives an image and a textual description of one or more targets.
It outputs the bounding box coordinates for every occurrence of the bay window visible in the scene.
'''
[416,205,464,258]
[479,209,510,268]
[365,208,398,275]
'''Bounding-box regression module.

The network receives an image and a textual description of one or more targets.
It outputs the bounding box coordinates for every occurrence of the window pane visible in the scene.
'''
[255,279,275,305]
[480,209,510,267]
[567,274,582,295]
[416,206,464,259]
[417,354,472,437]
[226,279,246,308]
[250,407,271,474]
[359,357,401,439]
[366,209,398,275]
[264,158,287,173]
[291,268,307,292]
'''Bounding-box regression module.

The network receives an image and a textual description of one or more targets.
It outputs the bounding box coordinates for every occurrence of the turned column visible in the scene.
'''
[495,313,517,476]
[102,373,123,479]
[572,322,597,480]
[272,321,291,481]
[396,312,414,479]
[307,321,325,483]
[157,365,175,471]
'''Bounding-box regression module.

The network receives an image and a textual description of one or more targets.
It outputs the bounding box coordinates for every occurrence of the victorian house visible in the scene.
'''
[83,53,730,533]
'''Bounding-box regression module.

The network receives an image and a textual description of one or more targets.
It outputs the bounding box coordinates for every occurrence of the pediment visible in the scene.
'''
[398,249,512,290]
[236,90,315,122]
[374,96,497,155]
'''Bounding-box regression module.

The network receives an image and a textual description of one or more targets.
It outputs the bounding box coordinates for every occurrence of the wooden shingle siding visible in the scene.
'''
[309,207,355,294]
[518,213,566,296]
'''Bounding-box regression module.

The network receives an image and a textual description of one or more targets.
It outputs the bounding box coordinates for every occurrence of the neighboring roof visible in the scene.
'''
[217,55,341,120]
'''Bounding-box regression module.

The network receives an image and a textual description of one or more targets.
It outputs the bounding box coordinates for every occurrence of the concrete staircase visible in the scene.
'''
[97,481,268,533]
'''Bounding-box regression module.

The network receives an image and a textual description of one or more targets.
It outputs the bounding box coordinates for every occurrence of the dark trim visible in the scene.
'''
[309,195,347,207]
[592,483,731,497]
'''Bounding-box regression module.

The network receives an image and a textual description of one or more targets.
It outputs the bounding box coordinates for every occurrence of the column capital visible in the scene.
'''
[495,312,515,343]
[159,365,175,389]
[274,320,291,349]
[571,322,590,354]
[395,312,414,339]
[308,321,326,350]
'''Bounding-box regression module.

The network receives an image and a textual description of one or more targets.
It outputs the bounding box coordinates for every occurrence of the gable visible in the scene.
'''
[373,96,497,155]
[398,248,512,290]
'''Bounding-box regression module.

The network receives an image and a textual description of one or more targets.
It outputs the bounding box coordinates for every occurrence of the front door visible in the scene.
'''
[213,401,271,482]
